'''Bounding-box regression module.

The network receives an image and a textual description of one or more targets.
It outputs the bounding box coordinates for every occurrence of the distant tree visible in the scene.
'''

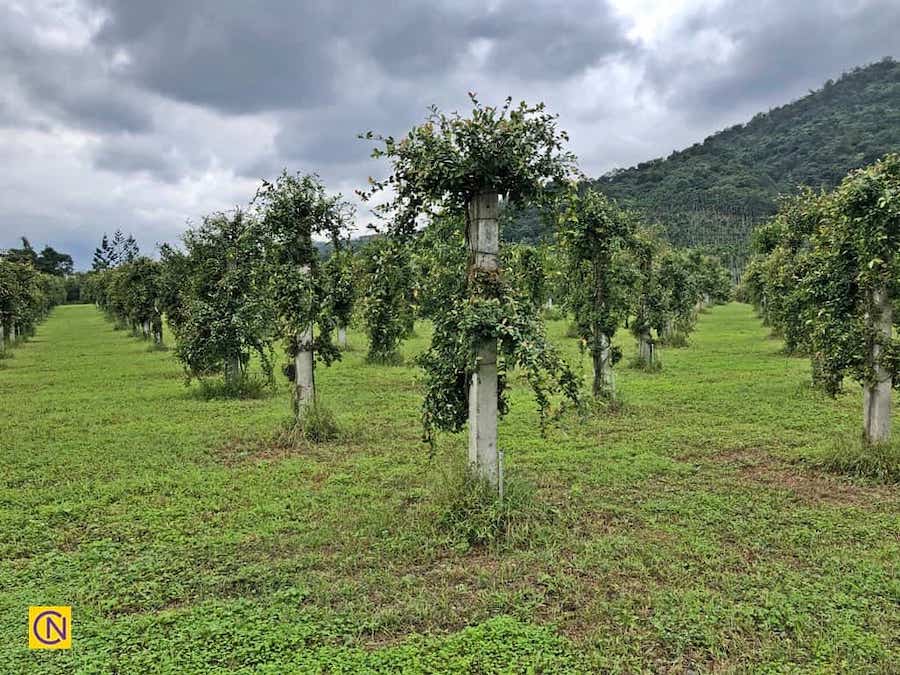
[121,233,140,264]
[93,234,113,271]
[2,237,38,267]
[93,230,140,270]
[35,245,74,277]
[3,239,74,277]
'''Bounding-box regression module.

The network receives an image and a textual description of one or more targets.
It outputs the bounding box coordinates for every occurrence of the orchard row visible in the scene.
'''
[76,98,737,487]
[742,153,899,446]
[0,261,67,352]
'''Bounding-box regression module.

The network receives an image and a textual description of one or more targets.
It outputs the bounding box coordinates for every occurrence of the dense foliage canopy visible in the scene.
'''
[743,153,899,442]
[364,97,581,444]
[0,259,66,345]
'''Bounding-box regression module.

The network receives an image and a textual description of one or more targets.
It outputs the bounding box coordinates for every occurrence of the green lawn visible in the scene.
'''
[1,303,897,673]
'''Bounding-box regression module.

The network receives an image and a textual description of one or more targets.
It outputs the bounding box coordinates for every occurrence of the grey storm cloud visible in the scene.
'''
[91,135,193,183]
[643,0,900,120]
[88,0,630,114]
[0,0,898,269]
[0,8,152,133]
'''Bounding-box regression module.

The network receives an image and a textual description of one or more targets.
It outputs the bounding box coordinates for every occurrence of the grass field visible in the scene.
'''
[1,303,898,673]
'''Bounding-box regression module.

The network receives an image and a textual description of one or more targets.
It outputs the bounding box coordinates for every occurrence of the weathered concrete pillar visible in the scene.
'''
[638,330,657,368]
[224,355,241,385]
[467,192,500,488]
[294,264,315,415]
[592,331,615,398]
[337,325,347,349]
[863,285,892,445]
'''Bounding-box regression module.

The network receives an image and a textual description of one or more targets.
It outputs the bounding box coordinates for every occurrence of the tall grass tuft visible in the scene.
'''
[428,455,554,551]
[276,398,341,445]
[813,435,900,484]
[193,374,272,400]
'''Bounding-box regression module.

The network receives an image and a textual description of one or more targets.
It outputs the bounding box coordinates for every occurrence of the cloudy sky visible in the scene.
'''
[1,0,897,269]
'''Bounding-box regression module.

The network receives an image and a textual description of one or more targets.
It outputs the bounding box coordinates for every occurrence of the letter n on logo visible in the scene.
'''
[29,606,72,650]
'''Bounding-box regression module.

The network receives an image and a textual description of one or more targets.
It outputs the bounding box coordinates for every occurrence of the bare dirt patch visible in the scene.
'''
[714,447,896,507]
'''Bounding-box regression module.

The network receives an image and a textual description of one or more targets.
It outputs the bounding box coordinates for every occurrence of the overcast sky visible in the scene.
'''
[1,0,897,269]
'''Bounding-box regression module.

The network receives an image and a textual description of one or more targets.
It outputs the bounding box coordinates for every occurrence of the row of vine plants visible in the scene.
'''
[77,97,733,490]
[741,153,899,446]
[0,259,67,354]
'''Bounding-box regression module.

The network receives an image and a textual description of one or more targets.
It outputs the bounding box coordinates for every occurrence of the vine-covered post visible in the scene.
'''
[295,264,315,409]
[467,192,501,485]
[323,247,356,352]
[597,332,615,397]
[224,254,242,386]
[863,286,892,444]
[557,188,634,399]
[747,153,899,445]
[360,237,415,364]
[630,230,663,370]
[362,96,580,494]
[837,154,899,446]
[252,170,351,423]
[169,210,275,393]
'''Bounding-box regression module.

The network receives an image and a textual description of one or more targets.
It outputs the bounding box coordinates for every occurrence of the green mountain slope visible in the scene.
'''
[594,57,900,250]
[504,58,900,257]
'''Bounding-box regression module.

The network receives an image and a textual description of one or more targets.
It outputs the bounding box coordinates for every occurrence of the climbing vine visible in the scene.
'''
[252,171,353,400]
[174,209,276,385]
[556,188,635,396]
[361,97,579,444]
[360,236,415,364]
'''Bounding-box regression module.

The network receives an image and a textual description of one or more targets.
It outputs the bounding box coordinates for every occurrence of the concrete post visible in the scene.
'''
[467,192,500,488]
[294,264,315,415]
[592,331,615,398]
[337,325,347,349]
[863,285,893,445]
[224,355,241,385]
[638,330,657,368]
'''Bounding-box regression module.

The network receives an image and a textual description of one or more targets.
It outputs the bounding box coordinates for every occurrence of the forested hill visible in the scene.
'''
[504,58,900,255]
[594,58,900,250]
